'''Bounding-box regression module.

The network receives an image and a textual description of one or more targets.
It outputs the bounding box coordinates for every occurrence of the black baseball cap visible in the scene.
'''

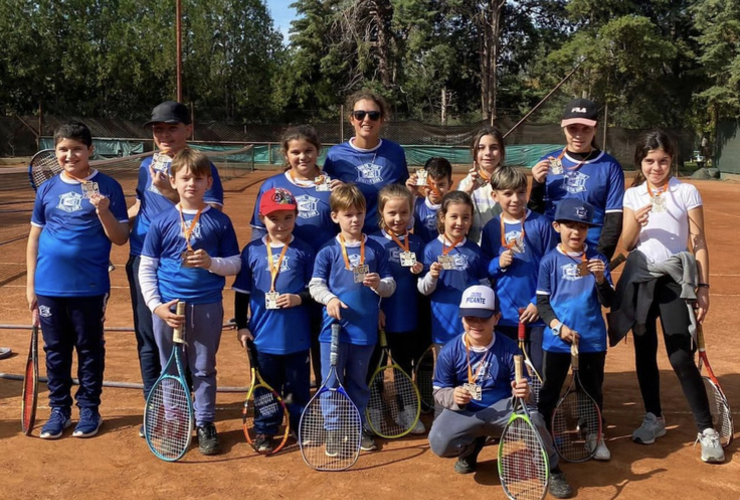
[554,198,600,227]
[561,98,598,128]
[143,101,191,127]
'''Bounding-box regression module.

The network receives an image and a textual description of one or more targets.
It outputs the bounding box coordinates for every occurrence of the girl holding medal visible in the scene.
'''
[528,98,624,260]
[369,184,426,434]
[418,192,489,347]
[612,130,723,463]
[458,127,506,244]
[234,187,315,453]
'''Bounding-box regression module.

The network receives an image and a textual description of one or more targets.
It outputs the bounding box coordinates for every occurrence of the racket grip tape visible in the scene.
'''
[517,308,526,341]
[330,323,341,365]
[514,355,523,383]
[173,301,186,344]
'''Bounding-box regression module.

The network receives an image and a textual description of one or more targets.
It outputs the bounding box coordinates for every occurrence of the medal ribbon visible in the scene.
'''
[464,334,489,384]
[178,204,205,251]
[288,167,323,187]
[552,148,592,172]
[63,170,93,187]
[426,176,442,199]
[389,231,409,253]
[559,244,587,268]
[340,234,365,270]
[266,238,290,293]
[442,235,464,255]
[500,215,526,250]
[646,182,666,200]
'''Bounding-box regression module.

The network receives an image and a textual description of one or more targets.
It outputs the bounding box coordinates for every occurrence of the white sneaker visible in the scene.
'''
[395,408,425,434]
[697,428,725,464]
[586,433,611,461]
[409,415,426,435]
[632,412,666,445]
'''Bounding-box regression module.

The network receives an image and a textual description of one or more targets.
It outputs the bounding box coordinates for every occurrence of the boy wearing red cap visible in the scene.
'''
[233,187,315,453]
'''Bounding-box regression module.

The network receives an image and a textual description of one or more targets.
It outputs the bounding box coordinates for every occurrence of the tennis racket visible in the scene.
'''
[366,329,422,438]
[28,149,61,191]
[551,340,602,462]
[299,323,362,471]
[20,310,40,436]
[242,339,290,454]
[697,324,733,447]
[518,309,542,406]
[414,344,438,413]
[498,355,550,500]
[609,253,626,271]
[144,302,194,461]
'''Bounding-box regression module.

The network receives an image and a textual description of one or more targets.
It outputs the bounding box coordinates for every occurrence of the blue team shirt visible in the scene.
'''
[142,205,240,304]
[312,235,392,346]
[250,171,337,253]
[481,210,557,327]
[433,333,520,410]
[31,171,128,297]
[413,197,441,244]
[233,236,314,355]
[539,149,624,249]
[422,236,488,344]
[369,230,424,333]
[536,245,613,354]
[323,139,409,230]
[130,155,225,256]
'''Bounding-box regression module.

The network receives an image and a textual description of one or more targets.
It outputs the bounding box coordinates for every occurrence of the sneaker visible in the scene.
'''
[549,469,574,499]
[325,431,340,457]
[197,423,222,455]
[254,433,274,453]
[632,412,666,445]
[138,425,145,438]
[73,407,102,438]
[594,434,611,461]
[410,418,426,435]
[697,428,725,464]
[367,408,383,430]
[361,430,377,451]
[453,437,485,474]
[40,407,72,440]
[396,408,426,435]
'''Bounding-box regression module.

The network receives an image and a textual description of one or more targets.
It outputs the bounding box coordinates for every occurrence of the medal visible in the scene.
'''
[178,204,205,268]
[152,152,171,173]
[463,383,483,401]
[549,157,564,175]
[464,334,490,402]
[81,181,100,199]
[577,261,590,277]
[353,264,369,283]
[315,173,331,192]
[476,167,491,188]
[500,215,526,255]
[340,234,367,282]
[438,235,463,270]
[265,291,280,310]
[416,168,428,186]
[400,251,417,267]
[559,244,589,277]
[647,183,667,213]
[389,231,416,268]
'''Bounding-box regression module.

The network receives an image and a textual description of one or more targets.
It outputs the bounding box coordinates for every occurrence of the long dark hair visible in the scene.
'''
[632,129,676,187]
[470,126,506,168]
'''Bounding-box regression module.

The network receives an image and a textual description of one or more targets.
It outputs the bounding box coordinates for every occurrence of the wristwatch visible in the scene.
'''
[552,321,562,337]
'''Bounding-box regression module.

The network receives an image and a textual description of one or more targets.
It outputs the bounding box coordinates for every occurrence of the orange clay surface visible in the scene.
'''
[0,170,738,500]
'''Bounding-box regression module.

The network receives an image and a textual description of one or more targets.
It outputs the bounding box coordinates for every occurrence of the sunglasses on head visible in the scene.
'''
[352,110,381,121]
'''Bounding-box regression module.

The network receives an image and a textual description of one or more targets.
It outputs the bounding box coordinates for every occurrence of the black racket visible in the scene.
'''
[20,310,40,435]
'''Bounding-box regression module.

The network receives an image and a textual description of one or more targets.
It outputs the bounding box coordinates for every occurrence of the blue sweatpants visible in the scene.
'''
[36,294,107,410]
[252,348,311,434]
[153,301,223,428]
[126,255,160,400]
[320,342,375,426]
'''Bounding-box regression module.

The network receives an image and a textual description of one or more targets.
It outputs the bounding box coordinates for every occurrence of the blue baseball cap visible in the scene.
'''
[458,285,498,319]
[554,198,600,227]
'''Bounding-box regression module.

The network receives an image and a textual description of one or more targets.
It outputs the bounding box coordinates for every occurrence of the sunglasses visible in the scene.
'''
[352,110,381,121]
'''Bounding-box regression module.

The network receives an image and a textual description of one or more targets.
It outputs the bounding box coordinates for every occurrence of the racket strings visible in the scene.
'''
[299,390,361,471]
[524,362,542,405]
[414,349,436,412]
[703,378,733,447]
[500,418,549,500]
[552,389,601,462]
[243,386,288,450]
[367,367,419,437]
[145,377,192,460]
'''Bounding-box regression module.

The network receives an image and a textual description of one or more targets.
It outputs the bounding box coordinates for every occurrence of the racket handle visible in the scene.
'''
[517,308,526,341]
[379,328,388,348]
[173,301,186,344]
[570,338,579,370]
[609,253,626,271]
[330,323,341,366]
[514,355,523,383]
[696,323,706,351]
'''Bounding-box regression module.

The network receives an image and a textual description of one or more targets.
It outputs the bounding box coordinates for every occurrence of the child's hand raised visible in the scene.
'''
[406,175,422,197]
[149,164,173,193]
[587,258,606,284]
[499,249,513,269]
[237,328,253,348]
[531,159,550,183]
[363,272,381,290]
[327,297,348,320]
[276,293,301,308]
[430,261,443,279]
[453,385,473,406]
[88,193,110,213]
[463,167,479,194]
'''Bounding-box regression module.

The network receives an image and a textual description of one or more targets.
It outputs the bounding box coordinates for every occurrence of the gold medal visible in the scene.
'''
[265,291,280,309]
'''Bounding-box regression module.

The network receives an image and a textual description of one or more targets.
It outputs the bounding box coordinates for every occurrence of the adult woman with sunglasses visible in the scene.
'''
[324,89,409,229]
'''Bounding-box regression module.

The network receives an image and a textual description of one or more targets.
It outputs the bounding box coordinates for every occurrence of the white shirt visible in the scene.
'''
[458,174,499,244]
[623,177,702,264]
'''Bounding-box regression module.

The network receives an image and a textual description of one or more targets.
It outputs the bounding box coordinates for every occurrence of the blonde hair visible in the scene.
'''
[170,148,211,177]
[330,183,367,214]
[377,184,414,232]
[490,166,527,192]
[436,191,474,235]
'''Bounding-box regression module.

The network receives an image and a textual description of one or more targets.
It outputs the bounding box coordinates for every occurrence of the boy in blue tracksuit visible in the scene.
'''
[139,148,240,455]
[27,122,129,439]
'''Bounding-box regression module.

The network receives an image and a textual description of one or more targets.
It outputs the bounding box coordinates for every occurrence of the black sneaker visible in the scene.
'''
[454,437,486,474]
[360,430,377,451]
[197,423,222,455]
[549,469,574,499]
[254,433,274,453]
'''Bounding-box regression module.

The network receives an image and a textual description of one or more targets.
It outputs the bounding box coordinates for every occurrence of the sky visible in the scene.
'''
[265,0,298,44]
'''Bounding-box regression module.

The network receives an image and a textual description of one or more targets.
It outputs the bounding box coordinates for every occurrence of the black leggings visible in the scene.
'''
[633,278,712,431]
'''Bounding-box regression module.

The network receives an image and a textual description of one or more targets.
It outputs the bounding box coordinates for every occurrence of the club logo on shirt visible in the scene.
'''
[504,230,525,253]
[295,194,319,219]
[38,305,52,318]
[348,253,363,269]
[424,214,437,230]
[561,263,583,282]
[265,254,290,272]
[355,163,383,185]
[562,171,588,194]
[57,192,84,213]
[451,253,469,270]
[182,220,202,242]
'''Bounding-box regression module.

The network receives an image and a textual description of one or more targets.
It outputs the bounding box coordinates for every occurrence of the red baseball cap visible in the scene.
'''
[259,187,297,216]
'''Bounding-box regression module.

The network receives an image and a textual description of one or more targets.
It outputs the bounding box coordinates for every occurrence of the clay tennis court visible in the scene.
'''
[0,170,738,499]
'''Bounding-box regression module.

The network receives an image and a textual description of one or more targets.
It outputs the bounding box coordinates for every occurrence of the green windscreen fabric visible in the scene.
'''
[39,138,144,158]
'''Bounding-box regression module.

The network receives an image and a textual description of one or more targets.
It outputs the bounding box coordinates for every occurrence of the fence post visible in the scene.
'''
[339,105,344,143]
[37,101,43,150]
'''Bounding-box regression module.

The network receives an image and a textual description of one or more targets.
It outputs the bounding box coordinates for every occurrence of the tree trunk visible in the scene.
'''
[478,1,505,123]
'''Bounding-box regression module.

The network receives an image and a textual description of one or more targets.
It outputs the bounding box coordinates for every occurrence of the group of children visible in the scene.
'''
[26,97,722,496]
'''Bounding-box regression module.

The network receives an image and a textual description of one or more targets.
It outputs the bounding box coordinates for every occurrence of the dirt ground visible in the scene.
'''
[0,171,738,500]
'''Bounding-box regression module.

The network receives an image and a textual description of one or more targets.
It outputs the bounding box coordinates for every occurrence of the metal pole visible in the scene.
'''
[339,105,345,143]
[176,0,183,102]
[37,101,43,150]
[602,101,608,151]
